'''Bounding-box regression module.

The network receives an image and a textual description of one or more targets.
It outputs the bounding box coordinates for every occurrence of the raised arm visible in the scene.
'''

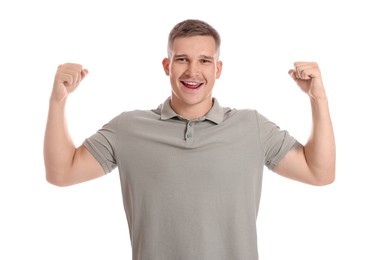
[274,62,336,186]
[44,63,104,187]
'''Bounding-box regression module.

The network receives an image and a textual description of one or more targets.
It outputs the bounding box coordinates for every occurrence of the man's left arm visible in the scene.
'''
[274,62,336,186]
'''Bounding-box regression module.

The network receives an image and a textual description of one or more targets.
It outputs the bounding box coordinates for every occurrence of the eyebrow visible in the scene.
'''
[173,54,215,60]
[200,55,215,61]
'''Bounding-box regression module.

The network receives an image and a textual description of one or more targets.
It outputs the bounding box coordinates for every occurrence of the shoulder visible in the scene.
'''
[123,109,158,117]
[222,107,260,122]
[100,108,160,132]
[117,107,161,121]
[114,110,158,131]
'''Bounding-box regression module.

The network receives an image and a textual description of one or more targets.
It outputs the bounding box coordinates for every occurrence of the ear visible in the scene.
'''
[216,60,223,79]
[162,58,170,76]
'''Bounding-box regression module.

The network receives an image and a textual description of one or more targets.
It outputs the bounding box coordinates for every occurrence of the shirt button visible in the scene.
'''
[188,122,193,126]
[186,133,192,138]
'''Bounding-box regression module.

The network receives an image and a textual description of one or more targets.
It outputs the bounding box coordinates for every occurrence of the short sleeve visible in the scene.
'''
[255,111,299,170]
[83,114,121,174]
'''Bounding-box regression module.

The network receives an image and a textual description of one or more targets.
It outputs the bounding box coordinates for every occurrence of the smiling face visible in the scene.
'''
[162,35,222,119]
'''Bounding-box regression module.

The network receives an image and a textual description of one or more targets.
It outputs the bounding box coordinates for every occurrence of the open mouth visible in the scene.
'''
[181,81,204,89]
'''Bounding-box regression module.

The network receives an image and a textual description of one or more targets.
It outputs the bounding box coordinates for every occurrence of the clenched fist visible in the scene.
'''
[51,63,88,102]
[288,62,327,100]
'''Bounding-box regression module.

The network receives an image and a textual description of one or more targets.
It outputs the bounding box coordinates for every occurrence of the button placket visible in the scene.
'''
[185,121,194,143]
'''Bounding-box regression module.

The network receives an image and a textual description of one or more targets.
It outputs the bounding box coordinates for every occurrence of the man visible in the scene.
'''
[44,19,335,260]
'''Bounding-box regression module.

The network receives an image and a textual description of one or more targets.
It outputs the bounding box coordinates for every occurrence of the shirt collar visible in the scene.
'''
[159,97,225,124]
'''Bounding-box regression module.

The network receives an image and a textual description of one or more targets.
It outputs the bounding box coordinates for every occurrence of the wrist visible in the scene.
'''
[49,94,68,108]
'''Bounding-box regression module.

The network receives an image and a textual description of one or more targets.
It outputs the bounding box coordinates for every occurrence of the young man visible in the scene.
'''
[44,19,335,260]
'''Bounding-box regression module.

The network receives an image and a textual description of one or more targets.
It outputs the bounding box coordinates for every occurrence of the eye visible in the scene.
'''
[176,57,188,63]
[201,59,211,64]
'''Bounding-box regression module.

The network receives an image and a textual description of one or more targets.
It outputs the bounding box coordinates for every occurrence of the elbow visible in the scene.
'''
[46,177,67,187]
[45,170,73,187]
[314,176,335,186]
[312,169,336,186]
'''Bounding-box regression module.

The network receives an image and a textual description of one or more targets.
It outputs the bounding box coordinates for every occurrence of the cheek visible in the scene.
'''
[207,67,218,79]
[168,68,180,84]
[169,64,180,76]
[170,67,187,82]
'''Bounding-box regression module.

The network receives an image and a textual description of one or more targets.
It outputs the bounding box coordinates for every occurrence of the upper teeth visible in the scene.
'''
[185,81,199,86]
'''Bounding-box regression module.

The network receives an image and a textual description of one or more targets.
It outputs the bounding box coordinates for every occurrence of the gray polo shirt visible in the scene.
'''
[84,97,298,260]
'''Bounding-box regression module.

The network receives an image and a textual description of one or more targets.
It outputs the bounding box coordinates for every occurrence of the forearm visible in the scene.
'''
[44,98,76,183]
[304,97,336,183]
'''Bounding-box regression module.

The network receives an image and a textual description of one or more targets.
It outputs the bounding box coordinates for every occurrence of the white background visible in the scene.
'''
[1,0,383,259]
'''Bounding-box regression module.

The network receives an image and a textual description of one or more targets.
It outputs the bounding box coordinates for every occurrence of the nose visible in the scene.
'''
[185,61,200,77]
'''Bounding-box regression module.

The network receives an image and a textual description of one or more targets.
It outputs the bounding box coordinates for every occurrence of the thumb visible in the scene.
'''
[288,69,297,81]
[81,69,89,80]
[288,69,299,82]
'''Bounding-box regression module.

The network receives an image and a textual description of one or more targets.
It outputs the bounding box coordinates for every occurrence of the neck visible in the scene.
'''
[170,98,213,121]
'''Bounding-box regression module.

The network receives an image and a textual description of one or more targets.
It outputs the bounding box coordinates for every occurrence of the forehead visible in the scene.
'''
[170,35,217,56]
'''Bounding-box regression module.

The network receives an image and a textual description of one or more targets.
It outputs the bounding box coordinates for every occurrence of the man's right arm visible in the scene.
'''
[44,63,104,187]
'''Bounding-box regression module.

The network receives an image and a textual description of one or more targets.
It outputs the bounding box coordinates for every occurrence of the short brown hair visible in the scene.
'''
[167,19,221,55]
